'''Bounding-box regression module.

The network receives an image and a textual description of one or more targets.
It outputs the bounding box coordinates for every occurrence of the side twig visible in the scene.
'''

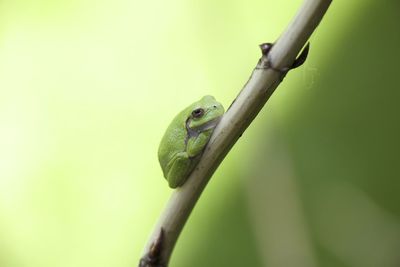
[139,0,332,266]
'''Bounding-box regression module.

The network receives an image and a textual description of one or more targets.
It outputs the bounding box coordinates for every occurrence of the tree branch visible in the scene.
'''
[139,0,332,266]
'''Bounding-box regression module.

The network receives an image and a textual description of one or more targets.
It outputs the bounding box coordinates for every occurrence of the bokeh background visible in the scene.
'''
[1,0,399,266]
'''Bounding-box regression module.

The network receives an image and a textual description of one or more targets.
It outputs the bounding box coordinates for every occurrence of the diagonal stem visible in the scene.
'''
[139,0,332,266]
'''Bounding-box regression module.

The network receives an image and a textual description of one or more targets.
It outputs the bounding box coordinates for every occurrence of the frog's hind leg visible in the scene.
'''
[166,152,192,188]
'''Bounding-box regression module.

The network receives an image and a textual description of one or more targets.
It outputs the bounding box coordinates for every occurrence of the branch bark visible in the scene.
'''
[139,0,332,266]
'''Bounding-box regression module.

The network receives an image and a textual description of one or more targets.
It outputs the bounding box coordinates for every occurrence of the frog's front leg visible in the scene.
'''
[166,152,192,188]
[166,130,213,188]
[186,129,213,157]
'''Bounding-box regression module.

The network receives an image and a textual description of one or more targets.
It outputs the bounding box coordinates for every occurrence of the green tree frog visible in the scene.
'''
[158,96,225,188]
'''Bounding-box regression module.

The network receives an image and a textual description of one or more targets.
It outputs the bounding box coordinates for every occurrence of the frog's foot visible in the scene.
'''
[165,152,192,188]
[257,42,310,79]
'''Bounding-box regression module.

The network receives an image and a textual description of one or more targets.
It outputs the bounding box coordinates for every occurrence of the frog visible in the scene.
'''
[158,95,225,188]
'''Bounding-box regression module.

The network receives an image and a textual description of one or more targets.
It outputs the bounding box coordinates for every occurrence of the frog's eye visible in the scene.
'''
[192,108,204,118]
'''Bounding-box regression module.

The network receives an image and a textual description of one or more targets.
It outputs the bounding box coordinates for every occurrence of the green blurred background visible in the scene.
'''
[1,0,399,266]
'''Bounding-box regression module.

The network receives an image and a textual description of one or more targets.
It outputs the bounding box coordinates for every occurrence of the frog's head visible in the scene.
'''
[187,95,224,131]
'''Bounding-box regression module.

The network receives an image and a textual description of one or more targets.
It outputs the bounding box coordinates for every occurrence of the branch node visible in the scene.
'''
[257,42,311,79]
[139,228,166,267]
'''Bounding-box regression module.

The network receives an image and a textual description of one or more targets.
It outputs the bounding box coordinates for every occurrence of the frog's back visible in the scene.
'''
[158,106,192,175]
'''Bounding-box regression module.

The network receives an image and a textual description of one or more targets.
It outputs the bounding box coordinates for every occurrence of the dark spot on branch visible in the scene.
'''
[139,228,166,267]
